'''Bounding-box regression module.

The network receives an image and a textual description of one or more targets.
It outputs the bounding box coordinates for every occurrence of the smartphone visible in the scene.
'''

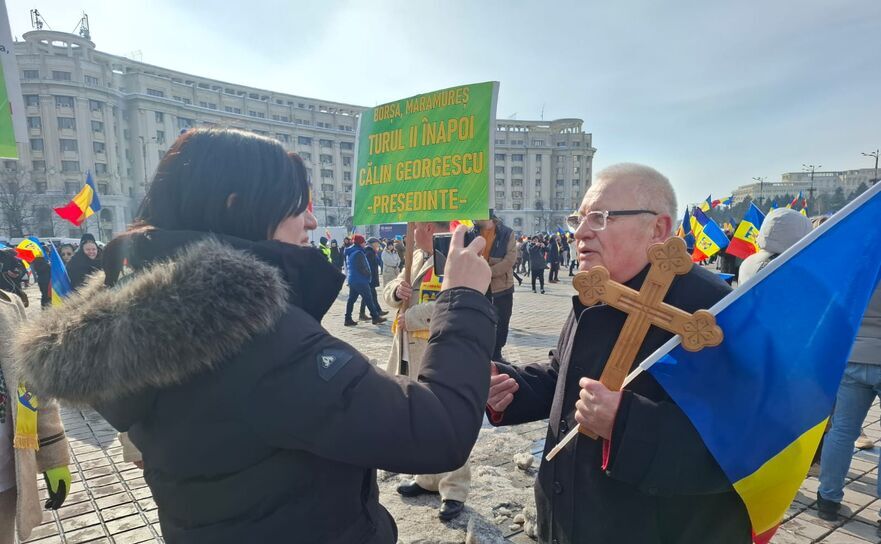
[433,231,476,276]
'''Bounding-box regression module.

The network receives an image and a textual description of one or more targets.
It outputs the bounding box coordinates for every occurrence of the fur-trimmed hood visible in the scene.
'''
[14,234,341,408]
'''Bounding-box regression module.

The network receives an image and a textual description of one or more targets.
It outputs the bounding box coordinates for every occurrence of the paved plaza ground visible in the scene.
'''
[17,274,881,543]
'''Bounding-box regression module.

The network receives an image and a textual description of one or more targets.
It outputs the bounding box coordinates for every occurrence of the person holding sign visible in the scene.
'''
[15,129,498,544]
[485,164,749,544]
[384,221,476,521]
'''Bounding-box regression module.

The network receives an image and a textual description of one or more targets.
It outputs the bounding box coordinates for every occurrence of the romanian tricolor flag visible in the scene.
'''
[628,181,881,544]
[786,191,804,210]
[726,203,765,259]
[46,243,72,305]
[675,208,695,251]
[15,237,44,263]
[53,172,101,226]
[449,219,474,231]
[691,208,729,261]
[699,195,712,212]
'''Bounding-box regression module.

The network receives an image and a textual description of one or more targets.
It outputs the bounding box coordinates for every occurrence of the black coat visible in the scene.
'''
[528,243,547,270]
[66,248,102,290]
[364,246,381,287]
[491,265,750,544]
[18,229,498,544]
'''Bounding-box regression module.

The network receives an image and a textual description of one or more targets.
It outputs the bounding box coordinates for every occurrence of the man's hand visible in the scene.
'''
[43,465,71,510]
[441,225,490,293]
[574,378,622,440]
[488,363,519,412]
[396,281,412,302]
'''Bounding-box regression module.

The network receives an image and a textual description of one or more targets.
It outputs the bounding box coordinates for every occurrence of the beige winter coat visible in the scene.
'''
[0,290,69,540]
[383,251,437,377]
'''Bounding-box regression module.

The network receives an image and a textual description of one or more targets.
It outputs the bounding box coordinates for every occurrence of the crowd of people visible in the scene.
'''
[0,127,878,544]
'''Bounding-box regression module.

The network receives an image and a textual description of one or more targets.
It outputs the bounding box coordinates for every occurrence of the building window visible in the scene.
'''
[30,138,43,151]
[343,171,351,181]
[513,203,522,210]
[58,117,76,130]
[321,169,334,179]
[512,154,524,161]
[512,167,524,175]
[51,71,71,81]
[24,95,39,107]
[556,142,567,147]
[35,182,47,194]
[342,156,352,167]
[91,120,104,133]
[513,218,523,227]
[32,160,46,172]
[495,166,505,174]
[89,99,103,112]
[177,118,194,130]
[340,142,354,151]
[55,96,75,108]
[61,161,80,173]
[147,88,165,97]
[27,116,41,129]
[276,133,290,143]
[495,153,505,161]
[95,163,108,175]
[156,130,166,144]
[320,154,333,165]
[495,139,505,145]
[298,136,312,146]
[496,191,506,200]
[97,182,109,194]
[572,180,580,186]
[60,139,78,152]
[22,70,39,80]
[155,111,164,123]
[319,139,333,148]
[532,139,545,146]
[535,154,542,161]
[300,152,312,161]
[556,179,565,187]
[84,75,99,86]
[93,141,106,154]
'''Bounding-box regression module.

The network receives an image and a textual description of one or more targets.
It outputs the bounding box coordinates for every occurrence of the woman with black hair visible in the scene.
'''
[329,239,344,271]
[66,237,102,291]
[15,128,496,544]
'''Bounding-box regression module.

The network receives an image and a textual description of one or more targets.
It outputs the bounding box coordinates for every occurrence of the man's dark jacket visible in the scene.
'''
[490,264,751,544]
[17,229,497,544]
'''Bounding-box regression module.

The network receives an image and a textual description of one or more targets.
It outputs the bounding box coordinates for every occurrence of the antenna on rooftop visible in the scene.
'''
[30,9,45,30]
[73,12,90,40]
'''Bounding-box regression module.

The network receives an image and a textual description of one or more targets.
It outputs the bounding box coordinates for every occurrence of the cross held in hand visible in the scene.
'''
[571,236,723,439]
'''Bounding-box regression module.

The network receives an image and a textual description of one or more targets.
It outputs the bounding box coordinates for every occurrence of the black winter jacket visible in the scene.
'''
[17,229,497,544]
[528,243,547,270]
[490,265,750,544]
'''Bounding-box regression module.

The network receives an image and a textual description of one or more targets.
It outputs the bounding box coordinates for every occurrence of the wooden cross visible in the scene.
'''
[546,237,723,458]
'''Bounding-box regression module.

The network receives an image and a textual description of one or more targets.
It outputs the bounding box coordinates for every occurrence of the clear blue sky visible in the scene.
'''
[8,0,881,207]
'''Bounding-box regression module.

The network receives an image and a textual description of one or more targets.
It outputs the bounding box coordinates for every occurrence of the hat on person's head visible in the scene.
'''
[367,237,380,245]
[320,236,328,245]
[80,233,97,246]
[756,208,812,255]
[353,234,366,246]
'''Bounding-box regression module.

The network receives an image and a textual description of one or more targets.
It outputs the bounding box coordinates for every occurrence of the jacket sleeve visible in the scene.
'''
[603,388,732,495]
[382,266,408,309]
[35,397,69,472]
[405,300,435,331]
[246,287,497,474]
[490,232,518,277]
[487,354,560,426]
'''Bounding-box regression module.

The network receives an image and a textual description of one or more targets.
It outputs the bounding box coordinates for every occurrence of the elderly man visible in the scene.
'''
[384,221,475,521]
[486,163,750,544]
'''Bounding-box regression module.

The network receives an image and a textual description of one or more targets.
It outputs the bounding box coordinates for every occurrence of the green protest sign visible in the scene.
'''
[353,81,498,225]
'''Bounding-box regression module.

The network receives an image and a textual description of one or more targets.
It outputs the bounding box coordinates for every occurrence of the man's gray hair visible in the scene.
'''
[595,163,678,222]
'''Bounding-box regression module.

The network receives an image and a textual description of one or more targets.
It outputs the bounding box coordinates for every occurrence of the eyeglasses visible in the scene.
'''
[566,210,658,232]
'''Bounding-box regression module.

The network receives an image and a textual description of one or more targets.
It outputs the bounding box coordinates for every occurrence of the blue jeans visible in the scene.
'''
[346,283,379,320]
[819,363,881,503]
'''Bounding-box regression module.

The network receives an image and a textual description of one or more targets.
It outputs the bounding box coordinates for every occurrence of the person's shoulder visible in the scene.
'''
[669,265,732,309]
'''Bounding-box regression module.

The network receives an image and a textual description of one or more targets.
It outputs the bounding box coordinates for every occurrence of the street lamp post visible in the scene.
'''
[862,150,879,185]
[752,176,766,206]
[802,164,821,215]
